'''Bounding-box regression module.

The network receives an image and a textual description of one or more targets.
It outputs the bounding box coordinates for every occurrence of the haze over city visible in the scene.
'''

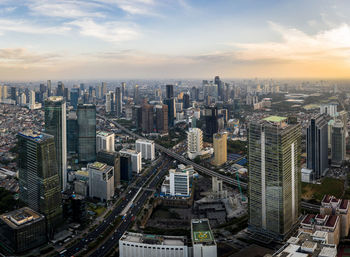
[1,0,350,80]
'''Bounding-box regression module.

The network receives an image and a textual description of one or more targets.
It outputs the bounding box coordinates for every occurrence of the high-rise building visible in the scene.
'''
[134,84,139,104]
[17,131,62,236]
[47,80,52,97]
[115,87,122,117]
[132,105,142,129]
[187,128,203,160]
[183,93,190,109]
[338,110,348,138]
[169,168,190,197]
[141,103,154,134]
[156,104,168,134]
[57,81,64,97]
[213,132,227,166]
[102,82,107,98]
[97,151,120,188]
[67,112,78,154]
[96,131,115,153]
[77,104,96,163]
[88,162,114,201]
[2,85,7,99]
[28,90,35,108]
[248,116,301,239]
[204,107,218,137]
[320,103,338,117]
[331,120,345,167]
[164,98,176,127]
[10,86,17,101]
[121,82,126,98]
[105,91,112,113]
[306,114,329,179]
[120,149,142,173]
[214,76,222,100]
[166,84,174,98]
[45,96,67,191]
[136,139,155,160]
[120,153,132,182]
[70,88,80,109]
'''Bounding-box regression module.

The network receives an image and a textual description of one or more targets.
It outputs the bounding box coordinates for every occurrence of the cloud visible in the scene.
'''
[0,48,60,65]
[68,19,140,42]
[96,0,157,15]
[232,22,350,63]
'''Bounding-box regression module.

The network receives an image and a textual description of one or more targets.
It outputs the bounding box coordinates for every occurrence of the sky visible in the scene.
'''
[0,0,350,80]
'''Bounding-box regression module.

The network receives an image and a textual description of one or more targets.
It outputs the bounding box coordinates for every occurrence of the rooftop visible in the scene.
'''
[263,116,287,123]
[88,162,108,171]
[120,232,186,246]
[191,219,215,245]
[0,207,44,229]
[18,130,52,143]
[97,131,114,137]
[47,96,64,102]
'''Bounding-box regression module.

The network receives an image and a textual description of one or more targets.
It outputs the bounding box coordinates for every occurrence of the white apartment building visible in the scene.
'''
[187,128,203,160]
[170,168,190,197]
[96,131,115,153]
[136,139,155,160]
[119,149,142,173]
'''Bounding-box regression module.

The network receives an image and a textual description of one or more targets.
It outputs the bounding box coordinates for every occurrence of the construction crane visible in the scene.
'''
[236,171,245,202]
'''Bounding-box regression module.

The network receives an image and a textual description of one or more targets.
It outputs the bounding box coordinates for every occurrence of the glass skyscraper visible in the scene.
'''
[44,96,67,191]
[77,104,96,163]
[17,130,62,237]
[248,116,301,239]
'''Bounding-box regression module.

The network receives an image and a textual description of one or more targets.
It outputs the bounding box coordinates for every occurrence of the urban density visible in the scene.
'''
[0,1,350,257]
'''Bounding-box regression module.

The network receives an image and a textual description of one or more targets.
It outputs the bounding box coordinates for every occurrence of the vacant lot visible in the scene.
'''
[302,177,344,202]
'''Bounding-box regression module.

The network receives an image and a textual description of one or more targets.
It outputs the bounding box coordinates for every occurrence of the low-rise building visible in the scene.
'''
[119,231,189,257]
[0,207,47,253]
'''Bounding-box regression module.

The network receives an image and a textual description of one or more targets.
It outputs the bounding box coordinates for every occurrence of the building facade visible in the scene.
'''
[119,149,142,173]
[331,120,345,167]
[96,131,115,153]
[187,128,203,160]
[213,132,227,166]
[136,139,155,160]
[77,104,96,163]
[88,162,114,201]
[248,116,301,239]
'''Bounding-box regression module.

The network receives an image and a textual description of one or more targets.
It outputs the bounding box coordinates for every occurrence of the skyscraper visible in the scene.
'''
[306,114,329,179]
[331,120,345,167]
[156,104,168,134]
[204,107,218,137]
[77,104,96,163]
[187,128,203,160]
[10,86,17,101]
[248,116,301,239]
[115,87,122,117]
[70,88,80,109]
[164,98,176,127]
[56,81,64,97]
[44,96,67,191]
[166,84,174,98]
[67,111,78,154]
[121,82,126,98]
[132,105,142,129]
[141,103,154,134]
[183,93,190,109]
[17,130,62,236]
[47,80,52,97]
[134,84,139,104]
[214,76,222,100]
[213,132,227,166]
[101,82,107,98]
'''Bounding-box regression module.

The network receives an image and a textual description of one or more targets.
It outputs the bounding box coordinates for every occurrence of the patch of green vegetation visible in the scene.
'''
[227,140,247,155]
[302,177,344,202]
[0,188,22,213]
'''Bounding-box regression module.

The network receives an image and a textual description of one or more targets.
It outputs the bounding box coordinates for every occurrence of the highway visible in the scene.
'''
[58,158,168,257]
[97,115,321,212]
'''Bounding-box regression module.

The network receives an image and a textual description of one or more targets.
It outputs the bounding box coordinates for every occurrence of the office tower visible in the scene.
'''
[97,151,120,188]
[187,128,203,160]
[17,131,62,235]
[10,86,17,101]
[83,91,89,104]
[169,168,190,197]
[213,132,227,166]
[141,103,154,134]
[2,85,7,99]
[0,85,2,99]
[105,92,112,113]
[166,84,174,98]
[57,81,64,97]
[338,110,348,138]
[0,207,47,253]
[96,84,102,99]
[120,153,132,182]
[70,88,79,109]
[40,83,46,94]
[306,114,329,179]
[204,107,218,137]
[67,112,78,154]
[101,82,107,98]
[115,87,122,117]
[120,149,142,173]
[136,139,155,160]
[248,116,301,239]
[96,131,115,152]
[164,98,176,127]
[132,105,142,129]
[183,93,190,109]
[79,83,85,93]
[47,80,52,97]
[64,87,70,101]
[45,96,67,191]
[77,104,96,163]
[214,76,222,100]
[331,120,345,167]
[121,82,126,98]
[88,162,114,201]
[156,104,168,134]
[134,84,139,104]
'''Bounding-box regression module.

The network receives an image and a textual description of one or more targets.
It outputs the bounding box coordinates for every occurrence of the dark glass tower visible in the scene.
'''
[166,84,174,98]
[306,114,329,179]
[44,96,67,191]
[67,112,78,154]
[77,104,96,163]
[17,131,62,237]
[204,106,218,137]
[115,87,122,117]
[70,88,80,109]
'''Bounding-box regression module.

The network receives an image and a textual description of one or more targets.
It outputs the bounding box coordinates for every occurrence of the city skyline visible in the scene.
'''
[0,0,350,80]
